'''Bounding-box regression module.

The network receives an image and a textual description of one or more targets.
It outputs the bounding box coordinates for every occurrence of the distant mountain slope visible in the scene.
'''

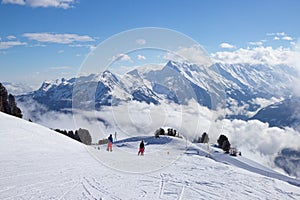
[0,112,299,199]
[250,97,300,129]
[275,148,300,178]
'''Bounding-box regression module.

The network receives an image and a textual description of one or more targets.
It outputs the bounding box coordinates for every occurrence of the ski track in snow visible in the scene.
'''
[0,113,300,199]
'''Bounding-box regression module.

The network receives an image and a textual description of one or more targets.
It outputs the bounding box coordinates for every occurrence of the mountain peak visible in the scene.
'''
[166,60,181,72]
[100,70,120,87]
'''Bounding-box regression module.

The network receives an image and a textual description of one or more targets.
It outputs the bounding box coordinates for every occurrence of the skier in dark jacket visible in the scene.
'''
[138,140,145,156]
[107,134,113,152]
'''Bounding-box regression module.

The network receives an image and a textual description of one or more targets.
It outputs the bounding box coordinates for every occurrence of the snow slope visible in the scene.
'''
[190,144,300,187]
[0,112,300,199]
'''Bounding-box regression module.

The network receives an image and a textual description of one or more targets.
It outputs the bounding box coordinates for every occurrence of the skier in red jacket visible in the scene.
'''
[138,140,145,156]
[107,134,113,152]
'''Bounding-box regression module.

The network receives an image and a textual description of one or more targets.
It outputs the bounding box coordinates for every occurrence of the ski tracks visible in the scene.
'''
[80,176,121,200]
[158,173,210,200]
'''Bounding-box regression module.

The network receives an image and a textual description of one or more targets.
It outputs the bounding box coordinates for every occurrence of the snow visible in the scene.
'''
[0,112,300,199]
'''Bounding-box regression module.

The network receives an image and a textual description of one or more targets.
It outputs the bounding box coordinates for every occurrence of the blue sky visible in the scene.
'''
[0,0,300,87]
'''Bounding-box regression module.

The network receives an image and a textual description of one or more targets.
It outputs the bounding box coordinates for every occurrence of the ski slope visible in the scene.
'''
[0,112,299,199]
[190,143,300,187]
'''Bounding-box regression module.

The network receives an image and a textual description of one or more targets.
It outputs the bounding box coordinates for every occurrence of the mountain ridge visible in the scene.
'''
[17,60,298,123]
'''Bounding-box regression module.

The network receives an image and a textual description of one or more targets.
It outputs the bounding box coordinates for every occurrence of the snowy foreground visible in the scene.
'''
[0,112,300,199]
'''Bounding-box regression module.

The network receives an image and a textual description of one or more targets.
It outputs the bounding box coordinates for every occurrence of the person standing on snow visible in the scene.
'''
[107,134,113,152]
[138,140,145,156]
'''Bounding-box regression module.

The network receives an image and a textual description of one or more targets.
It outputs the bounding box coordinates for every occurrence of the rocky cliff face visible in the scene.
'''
[0,83,22,118]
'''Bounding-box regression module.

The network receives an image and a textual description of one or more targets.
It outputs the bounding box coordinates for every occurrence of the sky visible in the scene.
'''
[1,0,300,88]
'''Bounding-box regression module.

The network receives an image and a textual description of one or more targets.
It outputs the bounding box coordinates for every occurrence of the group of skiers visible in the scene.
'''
[106,134,145,156]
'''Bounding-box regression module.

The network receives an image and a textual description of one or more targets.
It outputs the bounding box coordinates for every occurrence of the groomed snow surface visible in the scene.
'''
[0,112,299,199]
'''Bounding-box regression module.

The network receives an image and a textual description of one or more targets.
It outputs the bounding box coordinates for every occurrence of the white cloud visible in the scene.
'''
[58,49,64,54]
[251,97,284,110]
[248,41,263,46]
[50,66,71,70]
[69,44,96,51]
[0,41,27,49]
[112,53,132,62]
[27,0,75,9]
[267,32,286,36]
[223,98,251,117]
[268,32,293,41]
[136,39,146,45]
[89,45,96,52]
[217,119,300,167]
[219,42,235,49]
[278,32,286,36]
[23,33,94,44]
[6,35,17,40]
[274,36,280,40]
[282,36,293,41]
[71,100,213,142]
[2,0,25,5]
[2,0,75,9]
[212,46,300,66]
[291,41,300,97]
[29,43,47,47]
[137,54,146,60]
[164,45,212,67]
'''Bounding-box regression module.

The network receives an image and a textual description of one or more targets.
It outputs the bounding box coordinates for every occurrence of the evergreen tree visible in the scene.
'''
[217,134,231,153]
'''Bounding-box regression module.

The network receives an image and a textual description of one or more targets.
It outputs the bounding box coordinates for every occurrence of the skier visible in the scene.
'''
[138,140,145,156]
[107,134,113,152]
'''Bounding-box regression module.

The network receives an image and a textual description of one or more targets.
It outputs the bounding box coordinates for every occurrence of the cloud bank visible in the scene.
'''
[2,0,76,9]
[217,119,300,169]
[23,33,94,44]
[212,46,300,66]
[0,41,27,49]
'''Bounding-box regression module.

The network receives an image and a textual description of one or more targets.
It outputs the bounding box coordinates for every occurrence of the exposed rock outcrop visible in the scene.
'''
[0,83,22,118]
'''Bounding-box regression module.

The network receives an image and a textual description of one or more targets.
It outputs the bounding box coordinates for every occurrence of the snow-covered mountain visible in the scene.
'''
[18,61,297,115]
[250,97,300,129]
[0,112,299,199]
